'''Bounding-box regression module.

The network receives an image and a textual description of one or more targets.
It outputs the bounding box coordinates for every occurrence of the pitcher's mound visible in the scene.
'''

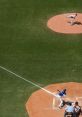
[47,13,82,34]
[26,82,82,117]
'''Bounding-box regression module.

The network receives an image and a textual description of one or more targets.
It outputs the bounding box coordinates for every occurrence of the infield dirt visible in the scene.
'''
[47,13,82,34]
[26,82,82,117]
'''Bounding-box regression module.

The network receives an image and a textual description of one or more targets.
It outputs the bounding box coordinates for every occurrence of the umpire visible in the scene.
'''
[64,103,74,117]
[73,101,82,117]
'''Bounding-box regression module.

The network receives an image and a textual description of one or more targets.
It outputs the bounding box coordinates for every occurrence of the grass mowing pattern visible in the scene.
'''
[0,0,82,117]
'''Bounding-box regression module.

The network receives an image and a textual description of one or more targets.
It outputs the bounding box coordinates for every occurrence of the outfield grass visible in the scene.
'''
[0,0,82,117]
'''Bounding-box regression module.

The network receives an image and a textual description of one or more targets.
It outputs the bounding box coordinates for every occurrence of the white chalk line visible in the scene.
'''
[1,65,82,110]
[0,65,55,96]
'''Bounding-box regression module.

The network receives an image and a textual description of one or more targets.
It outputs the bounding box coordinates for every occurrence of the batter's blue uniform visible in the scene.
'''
[58,91,66,97]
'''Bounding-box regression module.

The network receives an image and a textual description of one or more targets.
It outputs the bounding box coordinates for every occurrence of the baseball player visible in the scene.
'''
[59,99,74,109]
[55,89,67,98]
[67,13,77,19]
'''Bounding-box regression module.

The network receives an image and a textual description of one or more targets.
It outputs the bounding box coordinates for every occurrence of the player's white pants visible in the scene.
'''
[53,94,65,108]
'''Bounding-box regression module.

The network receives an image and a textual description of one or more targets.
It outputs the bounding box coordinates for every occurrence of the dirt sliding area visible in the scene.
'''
[47,13,82,34]
[26,82,82,117]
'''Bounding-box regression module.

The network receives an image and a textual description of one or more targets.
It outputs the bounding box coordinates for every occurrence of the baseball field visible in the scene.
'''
[0,0,82,117]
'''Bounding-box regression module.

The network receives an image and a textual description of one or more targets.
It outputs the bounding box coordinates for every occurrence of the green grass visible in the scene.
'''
[0,0,82,117]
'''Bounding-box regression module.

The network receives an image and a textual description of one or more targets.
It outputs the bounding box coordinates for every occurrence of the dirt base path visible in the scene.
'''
[47,13,82,34]
[26,82,82,117]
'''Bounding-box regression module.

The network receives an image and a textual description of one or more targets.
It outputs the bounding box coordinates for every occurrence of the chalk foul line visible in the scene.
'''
[0,65,55,96]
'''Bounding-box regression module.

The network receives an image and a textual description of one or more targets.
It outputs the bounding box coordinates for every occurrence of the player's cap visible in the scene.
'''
[75,101,78,105]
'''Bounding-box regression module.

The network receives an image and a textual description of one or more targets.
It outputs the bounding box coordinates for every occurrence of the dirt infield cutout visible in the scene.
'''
[26,82,82,117]
[47,13,82,34]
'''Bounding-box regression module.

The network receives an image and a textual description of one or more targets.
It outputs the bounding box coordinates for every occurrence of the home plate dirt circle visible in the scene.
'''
[26,82,82,117]
[47,13,82,34]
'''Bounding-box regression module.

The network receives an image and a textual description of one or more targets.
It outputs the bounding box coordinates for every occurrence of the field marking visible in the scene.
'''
[0,65,55,96]
[1,65,82,106]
